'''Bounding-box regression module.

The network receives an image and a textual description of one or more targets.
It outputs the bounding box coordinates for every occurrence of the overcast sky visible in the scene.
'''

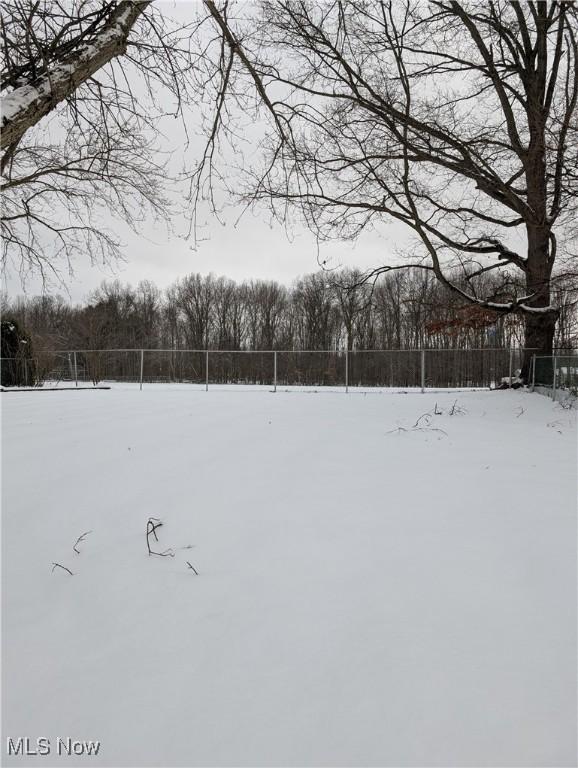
[3,199,409,303]
[2,0,413,304]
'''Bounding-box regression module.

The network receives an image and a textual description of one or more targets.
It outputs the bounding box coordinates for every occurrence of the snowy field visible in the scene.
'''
[2,387,576,767]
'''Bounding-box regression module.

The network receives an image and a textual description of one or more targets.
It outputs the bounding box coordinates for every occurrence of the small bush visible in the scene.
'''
[1,319,34,387]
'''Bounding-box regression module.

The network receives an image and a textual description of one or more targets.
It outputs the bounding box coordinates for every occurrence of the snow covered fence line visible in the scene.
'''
[2,347,536,392]
[533,385,577,408]
[531,353,578,403]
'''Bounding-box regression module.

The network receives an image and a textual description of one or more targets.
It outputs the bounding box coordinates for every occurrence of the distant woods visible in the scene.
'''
[4,268,577,354]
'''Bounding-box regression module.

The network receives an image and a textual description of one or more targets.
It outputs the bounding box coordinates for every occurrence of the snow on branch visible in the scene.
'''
[1,2,150,151]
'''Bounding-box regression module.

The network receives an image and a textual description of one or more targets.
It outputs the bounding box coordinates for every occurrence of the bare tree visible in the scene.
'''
[214,276,241,349]
[1,1,198,280]
[293,272,337,349]
[331,269,374,350]
[198,0,578,370]
[254,281,287,349]
[176,273,216,350]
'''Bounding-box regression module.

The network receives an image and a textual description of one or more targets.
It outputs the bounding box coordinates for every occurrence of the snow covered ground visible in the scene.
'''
[2,387,576,767]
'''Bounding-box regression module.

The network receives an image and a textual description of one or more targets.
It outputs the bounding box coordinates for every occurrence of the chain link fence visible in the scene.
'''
[532,353,578,399]
[1,347,541,391]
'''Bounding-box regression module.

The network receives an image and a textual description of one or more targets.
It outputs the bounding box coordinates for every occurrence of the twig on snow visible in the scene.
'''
[148,518,162,542]
[52,562,73,575]
[413,412,433,428]
[414,426,447,435]
[186,561,199,575]
[73,530,92,554]
[387,425,447,437]
[449,400,467,416]
[146,518,174,557]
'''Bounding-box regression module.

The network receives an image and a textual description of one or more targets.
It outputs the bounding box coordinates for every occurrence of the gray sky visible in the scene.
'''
[3,190,409,303]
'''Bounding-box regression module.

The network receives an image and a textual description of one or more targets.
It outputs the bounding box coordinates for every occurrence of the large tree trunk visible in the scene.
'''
[524,311,557,355]
[521,224,558,380]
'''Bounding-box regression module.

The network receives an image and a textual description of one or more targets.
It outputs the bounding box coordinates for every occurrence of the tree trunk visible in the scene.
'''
[521,225,558,380]
[524,310,557,353]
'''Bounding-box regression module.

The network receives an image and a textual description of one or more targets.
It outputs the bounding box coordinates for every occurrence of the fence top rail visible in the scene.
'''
[1,346,545,357]
[534,353,578,358]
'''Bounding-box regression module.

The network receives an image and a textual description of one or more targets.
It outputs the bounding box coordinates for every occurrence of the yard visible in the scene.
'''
[2,387,576,766]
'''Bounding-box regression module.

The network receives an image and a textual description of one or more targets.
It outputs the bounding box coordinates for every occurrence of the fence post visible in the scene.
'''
[420,349,425,393]
[345,347,349,393]
[508,347,513,384]
[73,351,78,388]
[273,350,277,393]
[206,350,209,392]
[552,355,557,400]
[531,354,536,392]
[139,349,144,391]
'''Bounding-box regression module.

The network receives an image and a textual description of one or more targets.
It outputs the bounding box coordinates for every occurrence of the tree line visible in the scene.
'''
[3,268,577,356]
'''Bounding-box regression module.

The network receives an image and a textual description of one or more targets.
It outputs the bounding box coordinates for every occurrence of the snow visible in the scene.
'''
[2,387,576,766]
